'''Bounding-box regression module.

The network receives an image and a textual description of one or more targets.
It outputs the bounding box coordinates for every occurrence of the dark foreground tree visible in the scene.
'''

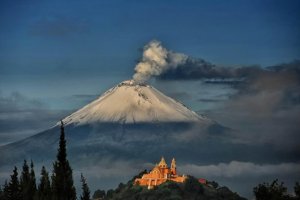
[37,166,51,200]
[51,121,76,200]
[0,185,3,200]
[92,189,105,199]
[1,181,9,200]
[80,174,90,200]
[29,160,37,199]
[295,182,300,200]
[20,160,31,200]
[7,167,22,200]
[253,179,292,200]
[184,176,204,194]
[20,160,36,200]
[106,189,114,199]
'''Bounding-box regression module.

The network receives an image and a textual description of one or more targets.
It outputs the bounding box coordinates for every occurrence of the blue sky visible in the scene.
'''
[0,1,300,198]
[1,0,300,74]
[1,0,299,106]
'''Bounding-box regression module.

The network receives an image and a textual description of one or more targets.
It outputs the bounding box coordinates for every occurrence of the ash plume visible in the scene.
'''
[132,40,247,83]
[133,41,300,84]
[133,40,188,83]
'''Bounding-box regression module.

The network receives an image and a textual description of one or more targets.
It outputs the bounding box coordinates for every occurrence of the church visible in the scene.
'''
[134,157,187,189]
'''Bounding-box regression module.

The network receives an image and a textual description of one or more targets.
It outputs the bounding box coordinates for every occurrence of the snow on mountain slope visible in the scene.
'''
[62,80,210,125]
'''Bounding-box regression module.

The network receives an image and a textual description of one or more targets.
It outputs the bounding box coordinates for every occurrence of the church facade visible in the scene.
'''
[134,157,187,189]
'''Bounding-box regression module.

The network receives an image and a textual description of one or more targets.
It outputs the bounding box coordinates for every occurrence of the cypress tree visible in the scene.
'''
[37,166,51,200]
[8,166,22,200]
[29,160,37,199]
[51,121,76,200]
[20,160,31,200]
[1,180,9,200]
[80,174,90,200]
[294,182,300,200]
[0,186,2,199]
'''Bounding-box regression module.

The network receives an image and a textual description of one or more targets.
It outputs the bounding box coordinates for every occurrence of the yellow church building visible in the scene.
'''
[134,157,187,189]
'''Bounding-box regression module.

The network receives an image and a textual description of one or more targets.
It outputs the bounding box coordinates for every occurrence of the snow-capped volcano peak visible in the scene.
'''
[118,79,135,86]
[62,80,210,125]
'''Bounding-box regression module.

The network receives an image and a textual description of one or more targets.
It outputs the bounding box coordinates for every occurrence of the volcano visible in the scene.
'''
[0,80,233,193]
[62,80,210,125]
[0,80,220,165]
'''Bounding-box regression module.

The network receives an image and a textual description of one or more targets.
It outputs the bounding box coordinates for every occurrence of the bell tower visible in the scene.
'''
[171,158,176,175]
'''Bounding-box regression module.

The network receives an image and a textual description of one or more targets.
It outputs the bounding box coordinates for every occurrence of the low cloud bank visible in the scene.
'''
[181,161,300,178]
[0,92,68,145]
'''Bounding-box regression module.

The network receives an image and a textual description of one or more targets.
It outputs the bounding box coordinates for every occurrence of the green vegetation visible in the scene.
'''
[7,167,22,200]
[51,121,76,200]
[0,121,89,200]
[253,179,300,200]
[93,189,106,199]
[80,174,91,200]
[37,166,51,200]
[19,160,37,200]
[295,182,300,200]
[93,175,246,200]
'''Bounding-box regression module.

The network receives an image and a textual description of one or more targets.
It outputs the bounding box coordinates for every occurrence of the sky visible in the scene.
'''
[0,0,300,198]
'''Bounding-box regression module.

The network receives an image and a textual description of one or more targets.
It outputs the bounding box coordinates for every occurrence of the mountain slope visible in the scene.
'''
[0,80,248,198]
[0,80,218,166]
[62,80,210,125]
[96,173,247,200]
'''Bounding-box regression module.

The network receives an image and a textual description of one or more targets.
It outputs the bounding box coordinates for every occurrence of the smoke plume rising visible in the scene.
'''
[133,40,187,83]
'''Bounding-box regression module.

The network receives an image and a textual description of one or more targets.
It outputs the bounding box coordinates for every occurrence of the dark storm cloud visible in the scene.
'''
[157,53,300,83]
[181,161,300,179]
[0,92,69,145]
[158,57,263,80]
[207,60,300,151]
[29,16,89,38]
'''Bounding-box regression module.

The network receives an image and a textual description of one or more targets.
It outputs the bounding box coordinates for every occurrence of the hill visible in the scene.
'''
[94,172,247,200]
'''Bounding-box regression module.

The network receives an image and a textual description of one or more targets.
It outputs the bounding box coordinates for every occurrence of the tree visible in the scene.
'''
[253,179,291,200]
[106,189,114,199]
[20,160,31,200]
[7,166,22,200]
[20,160,36,200]
[295,182,300,200]
[0,185,3,200]
[37,166,51,200]
[208,181,219,189]
[92,189,105,199]
[184,176,204,194]
[29,160,37,199]
[1,181,9,200]
[80,174,90,200]
[51,121,76,200]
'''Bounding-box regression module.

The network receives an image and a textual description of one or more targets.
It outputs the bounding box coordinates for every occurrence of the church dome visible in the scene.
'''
[158,157,167,168]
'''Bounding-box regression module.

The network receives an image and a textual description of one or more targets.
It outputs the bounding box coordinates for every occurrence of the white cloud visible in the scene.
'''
[133,40,187,83]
